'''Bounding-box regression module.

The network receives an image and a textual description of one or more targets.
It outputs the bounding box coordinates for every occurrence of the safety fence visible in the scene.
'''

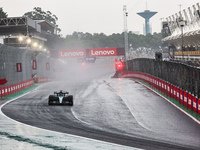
[127,58,200,98]
[0,44,59,99]
[121,71,200,115]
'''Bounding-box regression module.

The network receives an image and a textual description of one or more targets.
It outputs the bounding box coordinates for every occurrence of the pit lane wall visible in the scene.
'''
[0,44,56,99]
[121,71,200,115]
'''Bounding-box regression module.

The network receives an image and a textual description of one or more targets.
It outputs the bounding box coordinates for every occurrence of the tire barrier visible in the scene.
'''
[0,79,34,99]
[121,71,200,115]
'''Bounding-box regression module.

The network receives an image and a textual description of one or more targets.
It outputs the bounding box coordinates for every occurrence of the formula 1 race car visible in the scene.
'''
[48,90,73,106]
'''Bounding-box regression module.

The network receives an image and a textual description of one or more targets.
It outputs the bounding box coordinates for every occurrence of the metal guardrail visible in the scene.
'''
[127,58,200,98]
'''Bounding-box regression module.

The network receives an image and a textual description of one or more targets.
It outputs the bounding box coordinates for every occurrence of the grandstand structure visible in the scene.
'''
[0,17,55,51]
[162,3,200,62]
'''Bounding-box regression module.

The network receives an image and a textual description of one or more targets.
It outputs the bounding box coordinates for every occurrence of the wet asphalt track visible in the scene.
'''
[1,61,200,150]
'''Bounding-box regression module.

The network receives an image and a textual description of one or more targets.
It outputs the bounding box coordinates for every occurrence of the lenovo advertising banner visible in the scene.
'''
[58,49,86,58]
[89,48,117,57]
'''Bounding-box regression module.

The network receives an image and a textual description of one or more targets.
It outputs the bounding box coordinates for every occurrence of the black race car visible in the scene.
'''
[48,90,73,106]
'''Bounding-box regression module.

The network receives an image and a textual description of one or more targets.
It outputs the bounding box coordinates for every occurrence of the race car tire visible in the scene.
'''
[68,95,73,101]
[70,100,73,106]
[48,95,54,105]
[48,100,52,105]
[62,96,73,106]
[49,95,54,99]
[68,95,73,106]
[48,95,59,105]
[62,97,68,105]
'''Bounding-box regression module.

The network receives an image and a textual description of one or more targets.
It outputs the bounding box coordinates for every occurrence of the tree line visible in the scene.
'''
[45,31,162,51]
[0,7,162,51]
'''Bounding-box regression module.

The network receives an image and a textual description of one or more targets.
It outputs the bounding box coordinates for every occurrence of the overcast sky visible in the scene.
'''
[1,0,200,36]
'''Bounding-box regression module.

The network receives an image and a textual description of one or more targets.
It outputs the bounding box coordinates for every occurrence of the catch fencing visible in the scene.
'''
[125,58,200,114]
[0,44,57,98]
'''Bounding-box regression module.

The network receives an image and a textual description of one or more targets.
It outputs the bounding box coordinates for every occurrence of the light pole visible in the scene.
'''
[123,5,128,70]
[179,19,186,91]
[179,19,185,61]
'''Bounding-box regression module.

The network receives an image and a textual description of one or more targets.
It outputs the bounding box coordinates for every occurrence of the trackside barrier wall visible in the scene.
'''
[0,44,59,99]
[0,79,34,98]
[34,53,52,79]
[127,58,200,98]
[121,71,200,115]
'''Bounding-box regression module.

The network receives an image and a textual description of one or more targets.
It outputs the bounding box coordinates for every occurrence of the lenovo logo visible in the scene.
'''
[90,50,115,56]
[58,50,86,58]
[89,48,117,57]
[61,51,84,57]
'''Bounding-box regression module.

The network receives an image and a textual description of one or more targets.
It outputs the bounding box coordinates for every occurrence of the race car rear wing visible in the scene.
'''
[54,91,69,95]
